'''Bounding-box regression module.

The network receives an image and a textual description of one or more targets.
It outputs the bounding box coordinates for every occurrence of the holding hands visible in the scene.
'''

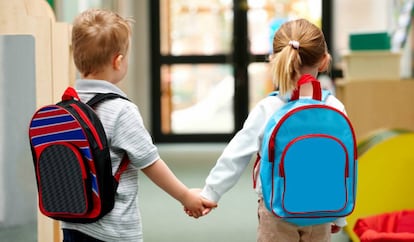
[182,188,217,218]
[141,159,216,219]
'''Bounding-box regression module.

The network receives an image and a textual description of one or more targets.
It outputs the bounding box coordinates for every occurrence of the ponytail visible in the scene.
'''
[271,45,302,96]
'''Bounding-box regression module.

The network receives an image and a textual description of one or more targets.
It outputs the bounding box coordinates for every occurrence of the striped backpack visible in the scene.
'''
[28,87,130,223]
[259,74,358,226]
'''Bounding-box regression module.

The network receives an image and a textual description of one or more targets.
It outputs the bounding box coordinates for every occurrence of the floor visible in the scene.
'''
[138,156,351,242]
[0,144,351,242]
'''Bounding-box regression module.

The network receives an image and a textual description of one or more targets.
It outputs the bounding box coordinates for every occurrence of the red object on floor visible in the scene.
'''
[354,210,414,242]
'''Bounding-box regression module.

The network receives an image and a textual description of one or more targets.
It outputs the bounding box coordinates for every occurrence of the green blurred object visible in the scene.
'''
[46,0,54,9]
[349,32,391,51]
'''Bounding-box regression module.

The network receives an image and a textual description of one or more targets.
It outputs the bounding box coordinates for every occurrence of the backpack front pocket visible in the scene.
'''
[279,134,349,216]
[37,143,90,217]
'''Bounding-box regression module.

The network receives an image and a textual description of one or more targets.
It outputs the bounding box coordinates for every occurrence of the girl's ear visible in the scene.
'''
[318,53,331,72]
[113,54,124,70]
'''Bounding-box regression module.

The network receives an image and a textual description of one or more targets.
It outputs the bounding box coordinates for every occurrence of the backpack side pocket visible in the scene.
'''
[37,143,91,218]
[279,134,348,216]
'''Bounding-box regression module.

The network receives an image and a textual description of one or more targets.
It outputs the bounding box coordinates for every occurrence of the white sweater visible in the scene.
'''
[201,93,347,227]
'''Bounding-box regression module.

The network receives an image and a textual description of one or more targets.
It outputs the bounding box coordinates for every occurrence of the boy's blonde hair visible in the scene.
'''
[271,19,330,96]
[72,9,132,77]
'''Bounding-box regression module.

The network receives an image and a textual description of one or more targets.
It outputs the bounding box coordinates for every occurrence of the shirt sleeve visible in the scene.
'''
[201,101,270,202]
[326,95,347,115]
[111,102,159,169]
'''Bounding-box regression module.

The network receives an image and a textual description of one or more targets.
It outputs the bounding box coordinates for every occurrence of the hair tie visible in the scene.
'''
[288,40,300,50]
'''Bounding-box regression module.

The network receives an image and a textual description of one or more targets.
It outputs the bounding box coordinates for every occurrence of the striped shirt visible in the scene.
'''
[61,79,159,242]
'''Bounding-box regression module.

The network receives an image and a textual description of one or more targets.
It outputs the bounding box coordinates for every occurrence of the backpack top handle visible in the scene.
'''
[290,74,322,101]
[61,86,81,101]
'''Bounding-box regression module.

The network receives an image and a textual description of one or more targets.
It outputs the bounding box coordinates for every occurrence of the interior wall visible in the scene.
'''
[332,0,392,67]
[121,0,152,129]
[0,35,37,226]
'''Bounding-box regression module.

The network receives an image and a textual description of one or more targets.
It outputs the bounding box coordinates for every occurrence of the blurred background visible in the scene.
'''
[1,0,413,241]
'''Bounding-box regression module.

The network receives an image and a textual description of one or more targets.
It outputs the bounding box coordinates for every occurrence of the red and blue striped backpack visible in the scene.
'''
[259,74,358,226]
[28,87,130,223]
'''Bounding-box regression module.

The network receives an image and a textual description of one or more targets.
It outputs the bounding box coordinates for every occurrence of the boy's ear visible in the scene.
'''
[318,53,331,72]
[113,54,124,70]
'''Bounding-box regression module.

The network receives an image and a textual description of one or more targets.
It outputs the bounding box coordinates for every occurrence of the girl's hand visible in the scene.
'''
[183,188,217,218]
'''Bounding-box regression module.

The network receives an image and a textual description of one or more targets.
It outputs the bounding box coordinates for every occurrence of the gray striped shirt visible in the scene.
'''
[61,79,159,242]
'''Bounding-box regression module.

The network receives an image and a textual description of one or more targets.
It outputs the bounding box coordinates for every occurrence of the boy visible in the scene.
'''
[62,9,216,242]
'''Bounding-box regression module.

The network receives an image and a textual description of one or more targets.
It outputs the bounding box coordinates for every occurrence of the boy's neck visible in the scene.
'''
[83,71,119,84]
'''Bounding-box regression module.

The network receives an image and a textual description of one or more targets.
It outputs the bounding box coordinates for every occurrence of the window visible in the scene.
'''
[150,0,332,143]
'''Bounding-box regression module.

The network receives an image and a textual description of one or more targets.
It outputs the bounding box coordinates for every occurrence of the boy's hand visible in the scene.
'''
[183,188,217,218]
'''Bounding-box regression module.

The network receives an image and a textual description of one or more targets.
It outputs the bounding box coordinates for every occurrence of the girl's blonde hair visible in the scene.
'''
[72,9,132,77]
[271,19,330,96]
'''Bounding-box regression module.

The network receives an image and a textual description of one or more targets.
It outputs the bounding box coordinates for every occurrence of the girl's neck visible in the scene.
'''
[299,82,314,96]
[298,66,319,97]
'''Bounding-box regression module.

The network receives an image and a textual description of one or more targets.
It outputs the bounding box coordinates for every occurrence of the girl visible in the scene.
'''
[198,19,346,242]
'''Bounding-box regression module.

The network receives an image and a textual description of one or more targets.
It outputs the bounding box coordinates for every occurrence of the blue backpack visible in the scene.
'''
[259,74,357,226]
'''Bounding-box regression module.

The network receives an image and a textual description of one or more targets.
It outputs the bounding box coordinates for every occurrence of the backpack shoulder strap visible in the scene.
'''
[114,155,130,182]
[86,92,131,187]
[86,93,129,108]
[268,91,279,97]
[321,89,332,102]
[268,91,288,103]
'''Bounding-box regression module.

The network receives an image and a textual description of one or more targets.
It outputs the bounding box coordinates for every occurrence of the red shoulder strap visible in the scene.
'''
[252,153,261,189]
[62,86,80,101]
[114,155,131,182]
[290,74,322,101]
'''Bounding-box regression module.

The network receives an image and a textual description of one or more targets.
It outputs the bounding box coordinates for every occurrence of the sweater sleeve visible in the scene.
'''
[326,95,347,115]
[333,217,347,227]
[201,101,271,202]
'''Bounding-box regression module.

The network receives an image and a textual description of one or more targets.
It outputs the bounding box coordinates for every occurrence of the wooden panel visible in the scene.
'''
[24,0,56,21]
[336,79,414,140]
[0,1,75,241]
[32,17,54,106]
[52,22,73,101]
[37,211,60,242]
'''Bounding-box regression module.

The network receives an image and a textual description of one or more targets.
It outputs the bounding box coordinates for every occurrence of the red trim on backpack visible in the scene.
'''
[268,104,358,162]
[252,153,261,189]
[278,134,350,178]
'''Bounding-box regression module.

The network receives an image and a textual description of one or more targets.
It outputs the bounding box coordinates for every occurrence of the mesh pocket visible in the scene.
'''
[38,144,90,216]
